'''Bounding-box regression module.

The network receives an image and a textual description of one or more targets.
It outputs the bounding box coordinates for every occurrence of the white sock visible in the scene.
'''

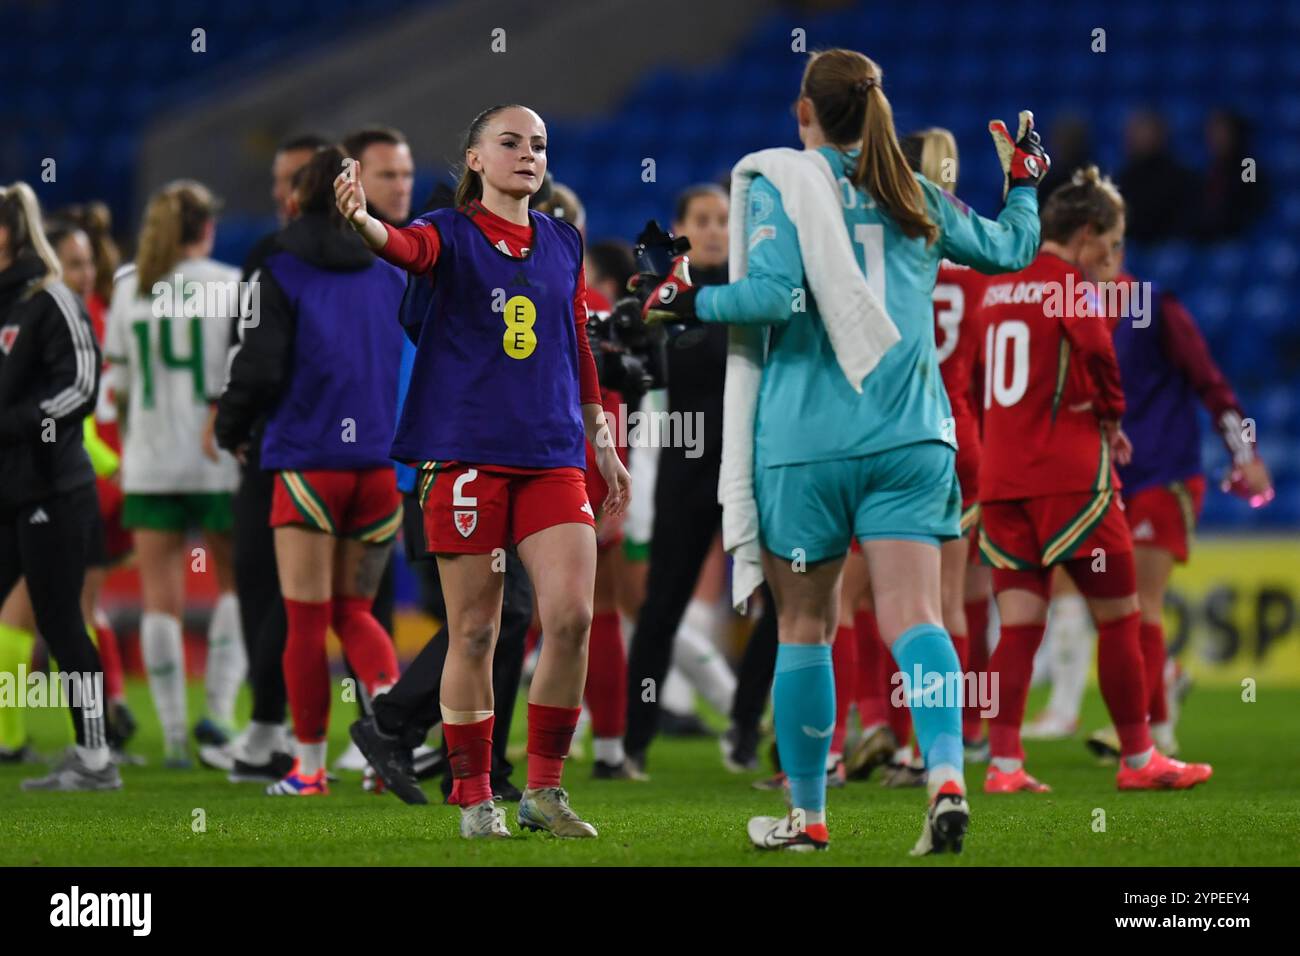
[141,612,187,749]
[240,720,281,764]
[799,809,826,826]
[1044,595,1093,723]
[77,743,110,771]
[992,756,1023,774]
[593,736,625,765]
[1124,745,1154,770]
[298,740,327,776]
[672,610,736,715]
[927,764,965,799]
[205,592,246,727]
[660,665,695,716]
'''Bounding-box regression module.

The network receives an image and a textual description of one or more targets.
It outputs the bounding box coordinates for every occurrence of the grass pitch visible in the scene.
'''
[2,682,1297,866]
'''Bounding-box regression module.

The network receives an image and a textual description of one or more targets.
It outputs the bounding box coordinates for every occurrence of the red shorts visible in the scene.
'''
[271,468,402,543]
[95,477,133,563]
[419,463,595,555]
[585,390,628,552]
[1122,476,1205,563]
[978,489,1132,571]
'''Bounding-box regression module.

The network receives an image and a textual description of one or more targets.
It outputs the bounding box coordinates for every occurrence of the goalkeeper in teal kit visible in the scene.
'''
[635,49,1047,854]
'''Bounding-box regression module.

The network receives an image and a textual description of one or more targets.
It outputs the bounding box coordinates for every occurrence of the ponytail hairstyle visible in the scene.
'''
[57,201,120,302]
[293,144,351,231]
[1040,166,1125,243]
[800,49,938,245]
[454,104,524,207]
[134,180,219,295]
[901,128,959,193]
[0,181,63,289]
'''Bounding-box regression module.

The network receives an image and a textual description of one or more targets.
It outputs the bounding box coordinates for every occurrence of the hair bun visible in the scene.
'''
[853,76,879,95]
[1072,165,1102,186]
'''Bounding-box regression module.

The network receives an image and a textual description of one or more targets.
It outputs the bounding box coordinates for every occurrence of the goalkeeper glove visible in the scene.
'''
[988,110,1051,199]
[629,255,697,324]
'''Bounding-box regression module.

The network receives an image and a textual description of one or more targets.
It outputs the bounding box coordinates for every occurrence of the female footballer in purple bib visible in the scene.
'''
[336,105,630,839]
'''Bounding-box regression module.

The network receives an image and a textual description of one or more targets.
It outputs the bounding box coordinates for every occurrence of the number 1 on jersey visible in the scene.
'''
[852,223,886,303]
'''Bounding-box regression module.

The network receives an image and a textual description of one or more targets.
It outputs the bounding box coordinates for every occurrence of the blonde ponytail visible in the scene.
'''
[0,181,62,289]
[901,128,959,192]
[134,180,218,294]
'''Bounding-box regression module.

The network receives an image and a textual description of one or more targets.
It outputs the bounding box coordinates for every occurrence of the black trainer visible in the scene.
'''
[228,750,294,783]
[349,717,427,805]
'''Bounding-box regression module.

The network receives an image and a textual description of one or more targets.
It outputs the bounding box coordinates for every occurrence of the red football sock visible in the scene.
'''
[93,619,125,702]
[987,622,1046,761]
[331,596,399,696]
[854,611,889,728]
[583,611,626,739]
[1138,620,1168,724]
[963,599,990,741]
[949,632,969,673]
[1097,611,1153,757]
[527,702,580,789]
[884,642,913,747]
[444,715,494,807]
[948,631,970,722]
[830,625,857,755]
[282,598,331,744]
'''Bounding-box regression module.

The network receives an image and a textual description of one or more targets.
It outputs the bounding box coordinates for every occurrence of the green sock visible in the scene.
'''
[0,622,35,750]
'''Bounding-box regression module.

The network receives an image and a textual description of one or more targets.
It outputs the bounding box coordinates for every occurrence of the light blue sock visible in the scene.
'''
[891,624,964,779]
[773,643,835,814]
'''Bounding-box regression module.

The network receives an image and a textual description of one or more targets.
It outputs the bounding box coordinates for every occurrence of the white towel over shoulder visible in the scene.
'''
[718,147,901,609]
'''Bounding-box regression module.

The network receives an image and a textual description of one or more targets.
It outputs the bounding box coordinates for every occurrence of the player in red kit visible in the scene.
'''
[977,167,1211,794]
[337,105,630,839]
[533,182,637,780]
[902,129,996,757]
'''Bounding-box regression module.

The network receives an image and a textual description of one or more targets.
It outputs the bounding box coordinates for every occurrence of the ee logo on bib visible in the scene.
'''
[502,294,537,359]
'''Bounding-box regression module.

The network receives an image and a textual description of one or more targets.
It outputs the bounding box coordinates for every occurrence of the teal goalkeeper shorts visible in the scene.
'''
[754,440,961,563]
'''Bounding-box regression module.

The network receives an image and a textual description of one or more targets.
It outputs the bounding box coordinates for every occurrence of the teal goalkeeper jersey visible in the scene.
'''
[696,146,1040,468]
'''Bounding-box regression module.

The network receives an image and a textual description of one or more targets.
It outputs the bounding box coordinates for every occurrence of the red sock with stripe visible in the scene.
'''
[963,599,990,741]
[883,642,913,747]
[1139,620,1168,724]
[830,625,857,757]
[987,622,1046,762]
[444,715,494,807]
[1097,612,1153,757]
[854,611,889,729]
[527,702,580,789]
[583,612,626,739]
[93,618,125,702]
[331,596,399,696]
[282,598,331,745]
